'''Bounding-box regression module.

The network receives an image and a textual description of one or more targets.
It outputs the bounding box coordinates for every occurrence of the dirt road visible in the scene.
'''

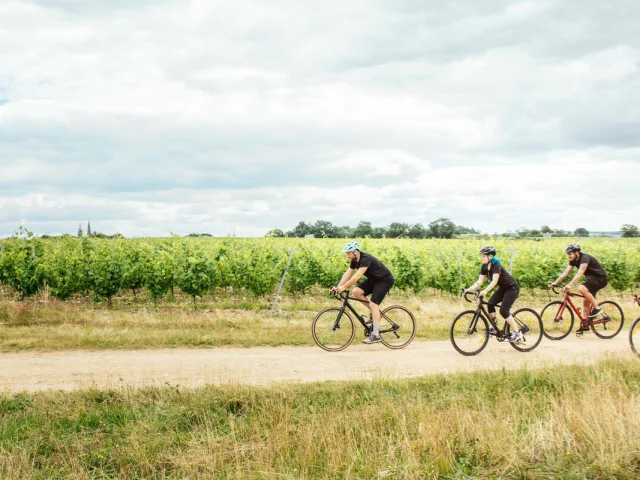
[1,334,635,392]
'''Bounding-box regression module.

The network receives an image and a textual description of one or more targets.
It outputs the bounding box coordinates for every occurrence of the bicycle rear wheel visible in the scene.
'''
[590,300,624,339]
[450,310,489,356]
[379,305,416,349]
[629,318,640,357]
[312,307,355,351]
[540,301,574,340]
[508,308,543,352]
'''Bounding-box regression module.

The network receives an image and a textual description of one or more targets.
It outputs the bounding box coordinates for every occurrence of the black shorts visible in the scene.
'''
[583,277,608,297]
[487,285,520,319]
[356,278,394,305]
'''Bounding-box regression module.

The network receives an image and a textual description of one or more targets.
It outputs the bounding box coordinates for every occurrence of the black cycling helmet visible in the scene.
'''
[479,246,497,256]
[564,243,581,254]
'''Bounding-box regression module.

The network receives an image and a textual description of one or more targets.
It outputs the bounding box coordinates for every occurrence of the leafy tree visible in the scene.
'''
[311,220,338,238]
[352,221,374,238]
[372,227,387,238]
[621,224,639,238]
[428,218,456,239]
[540,225,552,234]
[287,221,312,238]
[407,223,427,239]
[455,225,480,235]
[387,223,409,238]
[77,223,84,238]
[334,225,353,238]
[265,229,285,238]
[574,227,589,237]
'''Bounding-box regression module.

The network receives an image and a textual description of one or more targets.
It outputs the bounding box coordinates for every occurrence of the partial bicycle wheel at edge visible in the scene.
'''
[312,307,355,352]
[379,305,416,349]
[590,300,624,339]
[508,308,543,352]
[629,318,640,357]
[450,310,490,356]
[540,300,574,340]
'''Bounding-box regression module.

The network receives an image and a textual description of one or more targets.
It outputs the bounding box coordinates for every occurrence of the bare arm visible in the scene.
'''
[567,264,588,289]
[480,273,500,297]
[337,268,354,288]
[337,267,368,292]
[551,266,573,286]
[466,274,487,293]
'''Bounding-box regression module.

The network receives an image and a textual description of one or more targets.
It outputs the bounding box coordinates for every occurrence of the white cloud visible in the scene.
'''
[0,0,639,237]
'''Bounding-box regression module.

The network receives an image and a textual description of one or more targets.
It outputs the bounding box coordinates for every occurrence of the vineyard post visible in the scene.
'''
[509,249,515,273]
[271,247,295,311]
[458,252,463,291]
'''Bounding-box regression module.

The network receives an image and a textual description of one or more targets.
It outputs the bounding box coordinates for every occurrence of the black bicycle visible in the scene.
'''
[628,295,640,357]
[450,291,543,356]
[311,290,416,351]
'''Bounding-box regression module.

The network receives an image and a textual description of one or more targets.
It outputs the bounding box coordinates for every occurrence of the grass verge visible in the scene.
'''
[1,359,640,478]
[0,289,637,351]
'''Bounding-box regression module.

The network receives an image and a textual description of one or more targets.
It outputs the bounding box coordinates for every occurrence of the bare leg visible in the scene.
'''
[579,285,598,315]
[352,288,370,315]
[369,301,381,336]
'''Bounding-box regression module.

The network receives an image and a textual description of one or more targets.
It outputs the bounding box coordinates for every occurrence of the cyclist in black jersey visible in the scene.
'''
[464,246,522,342]
[549,243,608,333]
[330,241,395,344]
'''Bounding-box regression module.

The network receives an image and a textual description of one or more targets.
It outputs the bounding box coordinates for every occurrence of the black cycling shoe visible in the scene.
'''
[576,324,591,334]
[589,307,603,318]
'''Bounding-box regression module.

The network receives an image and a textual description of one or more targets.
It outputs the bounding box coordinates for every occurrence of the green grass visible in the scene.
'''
[2,359,640,478]
[1,289,638,351]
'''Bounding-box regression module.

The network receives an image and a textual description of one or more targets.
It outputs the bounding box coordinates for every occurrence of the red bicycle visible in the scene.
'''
[540,286,624,340]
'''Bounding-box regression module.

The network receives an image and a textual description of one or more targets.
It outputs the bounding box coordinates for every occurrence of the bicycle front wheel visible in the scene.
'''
[590,300,624,339]
[379,305,416,349]
[450,310,489,356]
[312,307,355,352]
[540,301,574,340]
[630,318,640,357]
[509,308,543,352]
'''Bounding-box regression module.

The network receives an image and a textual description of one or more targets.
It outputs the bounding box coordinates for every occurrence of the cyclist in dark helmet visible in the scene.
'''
[464,246,522,342]
[330,241,395,345]
[549,243,608,333]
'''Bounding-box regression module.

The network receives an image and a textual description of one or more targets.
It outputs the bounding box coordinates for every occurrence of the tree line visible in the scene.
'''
[269,222,640,240]
[267,218,479,239]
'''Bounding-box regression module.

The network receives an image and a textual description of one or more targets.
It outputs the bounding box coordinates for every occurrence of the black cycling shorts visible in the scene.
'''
[487,285,520,319]
[356,278,394,305]
[583,277,608,297]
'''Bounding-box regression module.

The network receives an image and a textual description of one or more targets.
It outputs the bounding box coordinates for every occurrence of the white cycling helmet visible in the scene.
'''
[342,241,361,253]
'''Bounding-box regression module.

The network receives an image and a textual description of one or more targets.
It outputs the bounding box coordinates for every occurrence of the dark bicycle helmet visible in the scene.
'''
[564,243,581,254]
[479,246,497,256]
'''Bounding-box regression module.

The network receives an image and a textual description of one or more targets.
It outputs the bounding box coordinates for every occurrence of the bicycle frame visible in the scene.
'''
[464,292,512,341]
[551,287,610,327]
[332,291,400,337]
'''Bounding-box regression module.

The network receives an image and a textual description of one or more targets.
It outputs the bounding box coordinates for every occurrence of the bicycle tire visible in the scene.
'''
[311,307,355,352]
[378,305,416,349]
[540,300,574,340]
[629,317,640,357]
[450,310,489,356]
[590,300,624,339]
[508,308,543,352]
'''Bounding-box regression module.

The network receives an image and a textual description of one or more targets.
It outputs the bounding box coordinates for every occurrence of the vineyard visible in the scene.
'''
[0,231,639,305]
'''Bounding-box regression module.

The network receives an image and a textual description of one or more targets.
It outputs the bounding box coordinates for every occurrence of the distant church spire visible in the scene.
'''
[87,221,92,237]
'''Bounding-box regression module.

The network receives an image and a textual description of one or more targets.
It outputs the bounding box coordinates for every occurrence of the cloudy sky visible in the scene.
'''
[1,0,639,237]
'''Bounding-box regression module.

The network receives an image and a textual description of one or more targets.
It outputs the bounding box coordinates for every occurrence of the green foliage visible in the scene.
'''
[1,234,638,302]
[0,227,44,298]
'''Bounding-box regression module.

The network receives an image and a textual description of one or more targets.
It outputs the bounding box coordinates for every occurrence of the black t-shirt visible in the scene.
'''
[569,253,607,280]
[350,252,394,283]
[480,261,518,289]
